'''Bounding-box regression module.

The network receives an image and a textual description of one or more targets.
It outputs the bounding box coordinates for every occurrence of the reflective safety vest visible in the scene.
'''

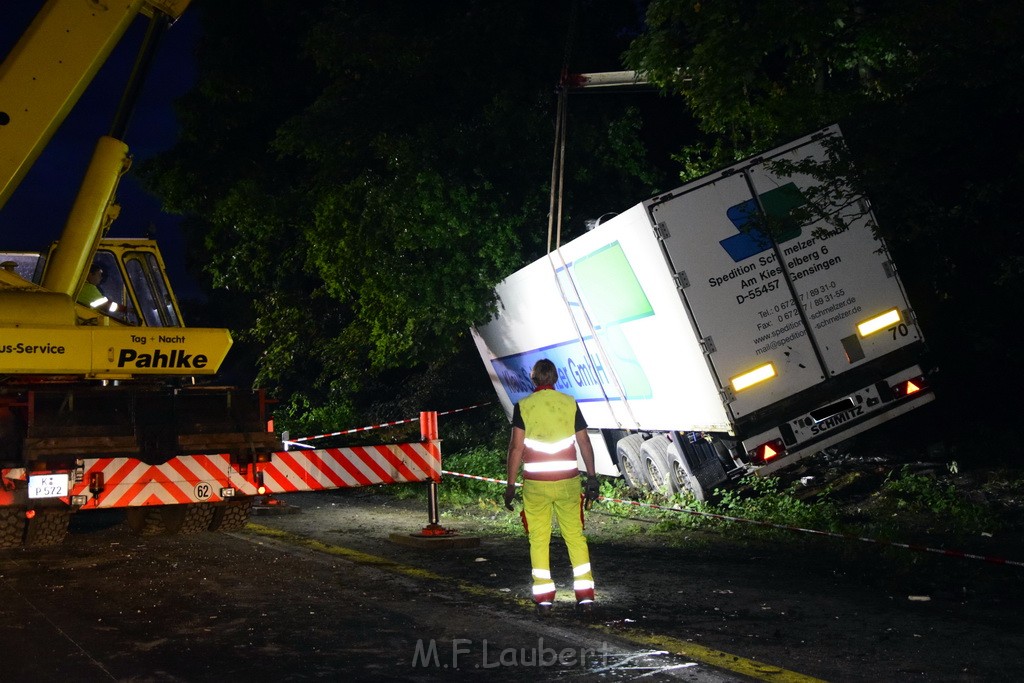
[519,389,579,481]
[77,283,120,316]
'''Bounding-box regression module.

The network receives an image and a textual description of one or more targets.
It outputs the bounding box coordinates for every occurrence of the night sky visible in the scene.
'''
[0,4,202,299]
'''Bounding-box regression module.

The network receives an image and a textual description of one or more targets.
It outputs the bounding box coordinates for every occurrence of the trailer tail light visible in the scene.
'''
[730,363,776,392]
[891,375,928,399]
[857,308,902,337]
[255,470,267,496]
[89,472,105,495]
[748,438,786,465]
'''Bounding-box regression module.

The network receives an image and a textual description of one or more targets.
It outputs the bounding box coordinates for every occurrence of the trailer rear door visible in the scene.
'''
[646,126,921,421]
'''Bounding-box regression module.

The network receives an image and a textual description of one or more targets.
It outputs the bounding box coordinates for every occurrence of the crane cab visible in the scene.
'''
[1,237,183,328]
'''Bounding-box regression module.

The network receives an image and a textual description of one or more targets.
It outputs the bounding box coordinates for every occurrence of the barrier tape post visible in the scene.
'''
[387,414,480,549]
[418,411,447,536]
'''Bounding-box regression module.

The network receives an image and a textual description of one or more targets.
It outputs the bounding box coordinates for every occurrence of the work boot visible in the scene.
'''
[575,600,596,620]
[535,601,553,618]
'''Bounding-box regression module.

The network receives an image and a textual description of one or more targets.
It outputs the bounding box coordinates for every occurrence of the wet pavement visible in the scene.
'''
[0,504,755,682]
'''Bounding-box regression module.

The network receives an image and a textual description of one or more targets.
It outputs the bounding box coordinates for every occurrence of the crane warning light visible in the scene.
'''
[731,363,777,392]
[857,308,902,337]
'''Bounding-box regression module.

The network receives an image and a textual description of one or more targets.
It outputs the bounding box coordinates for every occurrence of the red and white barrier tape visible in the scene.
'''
[441,470,1024,569]
[441,470,520,487]
[291,402,492,443]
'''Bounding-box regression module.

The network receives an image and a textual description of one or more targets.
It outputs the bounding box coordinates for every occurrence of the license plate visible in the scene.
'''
[28,473,69,499]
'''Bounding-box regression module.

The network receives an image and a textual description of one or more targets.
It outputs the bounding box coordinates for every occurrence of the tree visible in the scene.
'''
[625,0,1024,429]
[144,0,669,433]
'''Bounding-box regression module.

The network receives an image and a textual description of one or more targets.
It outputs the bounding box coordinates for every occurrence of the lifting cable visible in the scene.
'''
[545,1,641,434]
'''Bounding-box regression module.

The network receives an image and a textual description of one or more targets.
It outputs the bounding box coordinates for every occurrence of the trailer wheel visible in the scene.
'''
[209,498,253,532]
[0,509,24,549]
[640,435,678,494]
[615,435,646,489]
[667,444,690,494]
[24,508,69,547]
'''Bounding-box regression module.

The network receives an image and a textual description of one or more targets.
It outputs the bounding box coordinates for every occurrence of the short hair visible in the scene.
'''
[531,359,558,386]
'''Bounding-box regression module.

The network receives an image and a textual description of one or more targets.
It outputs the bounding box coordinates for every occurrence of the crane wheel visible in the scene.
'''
[0,509,24,549]
[126,503,215,536]
[24,508,69,547]
[209,498,253,532]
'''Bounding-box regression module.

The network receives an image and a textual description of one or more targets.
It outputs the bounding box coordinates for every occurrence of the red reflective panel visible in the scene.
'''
[750,439,786,465]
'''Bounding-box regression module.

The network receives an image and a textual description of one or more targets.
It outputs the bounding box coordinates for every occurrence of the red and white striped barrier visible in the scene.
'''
[72,454,254,508]
[261,443,440,492]
[71,442,441,509]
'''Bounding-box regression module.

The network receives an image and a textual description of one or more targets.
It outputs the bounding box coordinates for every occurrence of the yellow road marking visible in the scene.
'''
[244,524,827,682]
[588,625,827,683]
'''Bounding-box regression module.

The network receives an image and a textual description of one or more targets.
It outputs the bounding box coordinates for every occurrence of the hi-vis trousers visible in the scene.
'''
[521,477,595,605]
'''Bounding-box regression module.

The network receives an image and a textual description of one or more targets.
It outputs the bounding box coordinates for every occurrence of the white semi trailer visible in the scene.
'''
[472,125,934,499]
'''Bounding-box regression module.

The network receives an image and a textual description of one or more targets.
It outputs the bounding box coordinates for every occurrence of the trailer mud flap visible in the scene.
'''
[669,433,728,502]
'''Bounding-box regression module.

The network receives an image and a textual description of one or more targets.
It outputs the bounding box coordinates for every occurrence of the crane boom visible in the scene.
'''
[0,0,190,210]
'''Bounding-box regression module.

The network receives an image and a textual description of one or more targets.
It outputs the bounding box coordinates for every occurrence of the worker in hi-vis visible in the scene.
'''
[504,358,601,617]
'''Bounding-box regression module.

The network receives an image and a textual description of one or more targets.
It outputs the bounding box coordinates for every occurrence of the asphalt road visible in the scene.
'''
[0,503,755,682]
[2,489,1022,682]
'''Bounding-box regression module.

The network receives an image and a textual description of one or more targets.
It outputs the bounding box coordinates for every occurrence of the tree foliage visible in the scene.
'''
[145,0,1021,439]
[144,0,668,432]
[625,0,1024,427]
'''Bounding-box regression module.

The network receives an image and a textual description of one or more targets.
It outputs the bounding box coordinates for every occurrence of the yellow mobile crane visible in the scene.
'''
[0,0,281,546]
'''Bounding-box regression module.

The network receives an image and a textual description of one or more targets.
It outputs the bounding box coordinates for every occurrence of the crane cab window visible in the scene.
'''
[0,253,46,283]
[87,250,133,322]
[124,252,180,327]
